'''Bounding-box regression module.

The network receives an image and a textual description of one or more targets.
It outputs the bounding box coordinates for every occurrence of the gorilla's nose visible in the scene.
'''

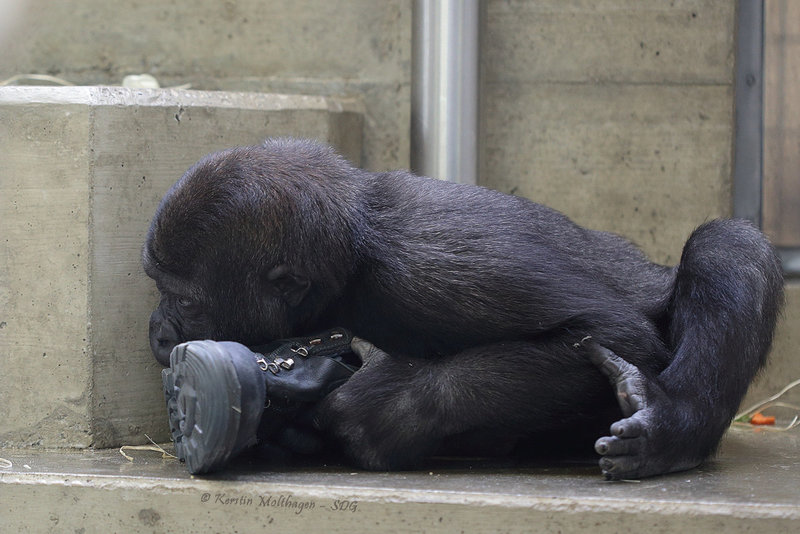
[149,309,181,366]
[151,337,177,367]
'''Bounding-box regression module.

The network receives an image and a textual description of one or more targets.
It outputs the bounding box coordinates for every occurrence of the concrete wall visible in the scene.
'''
[0,0,736,264]
[481,1,736,265]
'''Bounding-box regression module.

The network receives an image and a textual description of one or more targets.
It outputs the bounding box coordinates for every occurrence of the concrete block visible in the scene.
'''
[0,0,411,171]
[0,86,363,448]
[481,82,733,265]
[0,95,93,448]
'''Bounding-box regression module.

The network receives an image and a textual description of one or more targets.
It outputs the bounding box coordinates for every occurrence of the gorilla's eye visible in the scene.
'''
[177,296,194,308]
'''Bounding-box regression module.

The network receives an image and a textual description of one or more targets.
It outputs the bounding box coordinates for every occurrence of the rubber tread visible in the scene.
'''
[162,341,243,474]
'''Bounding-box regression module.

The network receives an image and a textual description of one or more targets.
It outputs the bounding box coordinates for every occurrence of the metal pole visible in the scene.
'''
[733,0,764,225]
[411,0,479,184]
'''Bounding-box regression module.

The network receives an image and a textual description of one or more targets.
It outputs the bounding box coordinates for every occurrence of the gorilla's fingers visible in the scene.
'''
[350,337,390,365]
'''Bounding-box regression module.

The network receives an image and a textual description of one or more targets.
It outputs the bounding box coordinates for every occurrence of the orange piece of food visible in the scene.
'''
[749,412,776,425]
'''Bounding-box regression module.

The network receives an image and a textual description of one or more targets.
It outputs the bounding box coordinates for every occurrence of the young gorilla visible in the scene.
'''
[144,138,783,479]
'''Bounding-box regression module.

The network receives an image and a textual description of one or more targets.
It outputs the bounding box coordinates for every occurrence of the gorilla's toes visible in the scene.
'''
[594,413,651,479]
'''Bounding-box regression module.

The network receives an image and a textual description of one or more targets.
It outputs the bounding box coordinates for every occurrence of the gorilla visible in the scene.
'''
[143,138,783,479]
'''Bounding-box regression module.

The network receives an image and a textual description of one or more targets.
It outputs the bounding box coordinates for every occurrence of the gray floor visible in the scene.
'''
[1,426,798,533]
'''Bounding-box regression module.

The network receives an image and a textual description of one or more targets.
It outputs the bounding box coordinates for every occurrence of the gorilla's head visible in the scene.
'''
[143,139,363,365]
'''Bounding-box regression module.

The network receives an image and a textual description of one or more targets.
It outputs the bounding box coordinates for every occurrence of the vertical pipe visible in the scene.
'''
[733,0,764,225]
[411,0,479,184]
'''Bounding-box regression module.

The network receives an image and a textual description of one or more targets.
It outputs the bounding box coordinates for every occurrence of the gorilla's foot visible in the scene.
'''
[587,344,702,480]
[163,340,267,475]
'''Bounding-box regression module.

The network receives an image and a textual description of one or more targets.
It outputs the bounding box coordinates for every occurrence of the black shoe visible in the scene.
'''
[162,328,359,475]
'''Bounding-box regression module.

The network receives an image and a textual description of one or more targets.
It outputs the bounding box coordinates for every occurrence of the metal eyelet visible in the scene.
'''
[291,346,309,357]
[274,357,295,370]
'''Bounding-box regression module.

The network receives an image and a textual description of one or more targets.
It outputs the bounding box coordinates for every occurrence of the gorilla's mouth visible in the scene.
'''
[151,335,179,367]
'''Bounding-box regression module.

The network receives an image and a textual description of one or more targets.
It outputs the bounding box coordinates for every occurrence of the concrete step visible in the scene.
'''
[2,428,798,533]
[2,85,798,534]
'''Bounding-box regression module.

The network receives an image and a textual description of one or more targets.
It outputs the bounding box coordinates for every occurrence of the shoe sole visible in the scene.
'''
[162,341,242,474]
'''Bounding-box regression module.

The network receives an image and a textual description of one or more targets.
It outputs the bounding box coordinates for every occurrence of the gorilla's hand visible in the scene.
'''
[349,336,392,366]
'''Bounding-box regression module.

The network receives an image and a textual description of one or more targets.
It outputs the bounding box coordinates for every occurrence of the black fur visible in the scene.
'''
[143,138,783,479]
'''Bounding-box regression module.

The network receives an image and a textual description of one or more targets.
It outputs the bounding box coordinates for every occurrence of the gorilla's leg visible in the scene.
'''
[315,337,620,471]
[590,220,784,480]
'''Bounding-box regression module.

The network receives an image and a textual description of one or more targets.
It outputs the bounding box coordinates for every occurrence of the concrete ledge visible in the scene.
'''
[1,429,798,533]
[0,86,363,449]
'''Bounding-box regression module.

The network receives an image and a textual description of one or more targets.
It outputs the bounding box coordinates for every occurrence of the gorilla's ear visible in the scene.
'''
[266,264,311,307]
